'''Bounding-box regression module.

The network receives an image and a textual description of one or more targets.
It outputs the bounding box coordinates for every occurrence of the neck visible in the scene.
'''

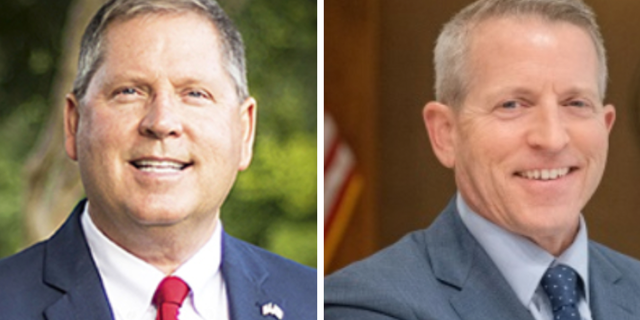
[88,207,218,275]
[530,223,580,257]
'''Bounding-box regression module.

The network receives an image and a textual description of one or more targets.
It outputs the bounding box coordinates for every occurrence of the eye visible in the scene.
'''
[114,87,139,97]
[118,87,137,95]
[493,99,530,119]
[562,98,597,117]
[566,100,588,108]
[183,89,214,105]
[112,87,145,103]
[187,91,205,98]
[500,100,520,109]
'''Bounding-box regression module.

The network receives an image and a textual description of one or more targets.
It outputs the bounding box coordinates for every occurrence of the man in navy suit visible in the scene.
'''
[0,0,315,319]
[326,0,640,319]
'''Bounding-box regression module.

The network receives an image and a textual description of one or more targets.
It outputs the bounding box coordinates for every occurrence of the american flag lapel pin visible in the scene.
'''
[261,302,284,320]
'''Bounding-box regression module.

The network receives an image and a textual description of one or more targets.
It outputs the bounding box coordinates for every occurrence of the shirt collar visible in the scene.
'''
[456,193,590,307]
[81,201,223,319]
[173,215,223,317]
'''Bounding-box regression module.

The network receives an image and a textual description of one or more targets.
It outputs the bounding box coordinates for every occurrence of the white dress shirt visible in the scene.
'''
[81,202,229,320]
[456,193,592,320]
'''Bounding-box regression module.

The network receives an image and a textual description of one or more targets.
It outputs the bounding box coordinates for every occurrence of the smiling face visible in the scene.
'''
[64,12,256,231]
[424,17,615,254]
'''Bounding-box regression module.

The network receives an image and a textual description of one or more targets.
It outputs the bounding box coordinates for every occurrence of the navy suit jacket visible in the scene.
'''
[325,198,640,320]
[0,200,316,320]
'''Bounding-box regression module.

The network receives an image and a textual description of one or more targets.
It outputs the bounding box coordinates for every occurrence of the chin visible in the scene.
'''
[129,208,189,226]
[518,207,580,238]
[125,197,194,226]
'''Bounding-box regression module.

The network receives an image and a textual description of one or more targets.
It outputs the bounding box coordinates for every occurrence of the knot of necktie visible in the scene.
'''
[153,276,190,320]
[541,264,582,320]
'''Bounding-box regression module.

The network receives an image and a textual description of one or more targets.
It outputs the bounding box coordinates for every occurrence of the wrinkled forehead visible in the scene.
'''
[95,13,218,82]
[103,10,223,52]
[83,12,237,104]
[469,16,602,86]
[465,17,600,88]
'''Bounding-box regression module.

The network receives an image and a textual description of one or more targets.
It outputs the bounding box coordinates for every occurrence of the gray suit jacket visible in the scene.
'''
[325,198,640,320]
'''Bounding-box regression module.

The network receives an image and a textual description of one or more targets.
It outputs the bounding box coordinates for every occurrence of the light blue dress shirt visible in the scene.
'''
[456,193,592,320]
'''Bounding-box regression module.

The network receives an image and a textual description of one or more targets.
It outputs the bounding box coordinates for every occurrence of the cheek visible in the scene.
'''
[457,127,506,171]
[578,132,610,192]
[455,137,496,195]
[193,112,244,161]
[76,109,132,163]
[572,122,610,162]
[76,112,98,155]
[455,123,522,196]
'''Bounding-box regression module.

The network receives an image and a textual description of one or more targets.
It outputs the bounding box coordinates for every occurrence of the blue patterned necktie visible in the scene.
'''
[541,264,582,320]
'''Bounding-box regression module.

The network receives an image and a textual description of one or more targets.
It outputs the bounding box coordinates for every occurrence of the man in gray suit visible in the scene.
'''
[325,0,640,319]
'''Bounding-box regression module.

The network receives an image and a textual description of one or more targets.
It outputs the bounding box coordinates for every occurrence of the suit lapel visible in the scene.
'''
[589,243,637,320]
[427,199,535,320]
[447,255,535,320]
[42,200,114,320]
[222,233,283,320]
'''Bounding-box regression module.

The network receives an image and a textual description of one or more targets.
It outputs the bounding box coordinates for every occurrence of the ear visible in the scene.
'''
[603,103,616,133]
[422,101,456,168]
[64,94,81,161]
[238,97,257,170]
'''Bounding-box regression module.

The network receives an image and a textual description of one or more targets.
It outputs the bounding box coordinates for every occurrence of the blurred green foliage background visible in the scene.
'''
[0,0,317,268]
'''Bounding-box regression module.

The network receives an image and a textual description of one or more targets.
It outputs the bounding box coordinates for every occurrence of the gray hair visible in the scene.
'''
[72,0,248,103]
[434,0,607,108]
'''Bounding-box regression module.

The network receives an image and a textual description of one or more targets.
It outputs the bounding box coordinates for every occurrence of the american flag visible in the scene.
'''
[324,114,362,268]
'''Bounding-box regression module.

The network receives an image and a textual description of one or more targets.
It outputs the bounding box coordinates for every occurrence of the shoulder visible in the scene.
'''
[325,199,479,320]
[0,241,46,284]
[588,240,640,312]
[227,234,316,284]
[223,234,316,305]
[327,230,430,284]
[325,229,445,320]
[0,241,61,317]
[590,240,640,275]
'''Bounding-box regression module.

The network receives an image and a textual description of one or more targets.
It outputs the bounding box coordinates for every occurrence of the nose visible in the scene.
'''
[139,93,183,139]
[526,103,569,152]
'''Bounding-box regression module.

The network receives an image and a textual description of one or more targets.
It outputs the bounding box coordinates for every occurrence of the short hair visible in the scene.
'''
[72,0,248,103]
[434,0,607,108]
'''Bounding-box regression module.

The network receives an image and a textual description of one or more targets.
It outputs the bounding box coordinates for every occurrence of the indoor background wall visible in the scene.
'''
[326,0,640,274]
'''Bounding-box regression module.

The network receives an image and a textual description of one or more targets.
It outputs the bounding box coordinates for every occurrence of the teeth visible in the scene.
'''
[518,168,570,181]
[139,166,182,173]
[134,160,186,172]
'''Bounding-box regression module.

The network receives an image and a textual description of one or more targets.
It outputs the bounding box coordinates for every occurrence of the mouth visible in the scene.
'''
[514,167,577,181]
[130,159,193,173]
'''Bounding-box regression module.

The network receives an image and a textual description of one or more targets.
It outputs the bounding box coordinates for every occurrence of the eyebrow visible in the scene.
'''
[487,85,599,100]
[100,72,213,89]
[558,87,600,100]
[99,71,152,89]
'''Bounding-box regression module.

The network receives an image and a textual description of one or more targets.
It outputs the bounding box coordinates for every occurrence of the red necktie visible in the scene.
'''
[153,276,190,320]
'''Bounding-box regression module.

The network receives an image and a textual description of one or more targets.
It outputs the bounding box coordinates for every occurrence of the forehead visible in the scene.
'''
[467,16,598,66]
[463,17,599,96]
[100,11,225,77]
